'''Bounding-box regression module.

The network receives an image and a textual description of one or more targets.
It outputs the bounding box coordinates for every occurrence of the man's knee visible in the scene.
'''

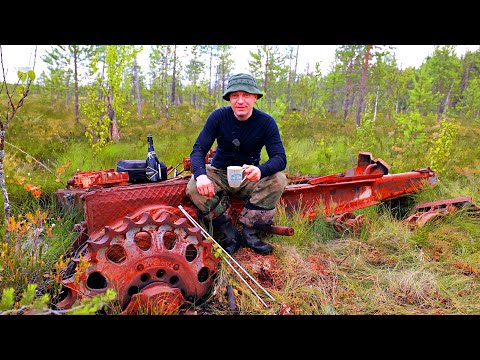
[246,172,288,209]
[186,176,213,214]
[270,171,288,190]
[185,176,198,198]
[261,171,288,197]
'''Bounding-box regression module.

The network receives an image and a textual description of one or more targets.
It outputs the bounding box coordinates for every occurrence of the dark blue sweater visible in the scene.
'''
[190,106,287,180]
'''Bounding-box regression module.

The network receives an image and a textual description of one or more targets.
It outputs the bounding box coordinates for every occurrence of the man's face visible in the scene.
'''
[229,91,258,120]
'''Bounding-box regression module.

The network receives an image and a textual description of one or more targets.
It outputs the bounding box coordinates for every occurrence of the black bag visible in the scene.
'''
[115,159,168,183]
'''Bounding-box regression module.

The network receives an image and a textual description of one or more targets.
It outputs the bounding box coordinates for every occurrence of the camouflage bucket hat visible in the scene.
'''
[222,73,263,101]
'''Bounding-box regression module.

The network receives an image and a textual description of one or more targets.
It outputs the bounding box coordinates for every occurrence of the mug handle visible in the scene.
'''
[241,166,247,183]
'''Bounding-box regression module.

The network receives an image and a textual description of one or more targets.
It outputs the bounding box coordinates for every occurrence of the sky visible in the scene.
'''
[1,45,479,84]
[229,45,480,74]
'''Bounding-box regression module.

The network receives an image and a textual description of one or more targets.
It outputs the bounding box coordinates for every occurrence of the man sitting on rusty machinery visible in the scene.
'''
[186,73,288,256]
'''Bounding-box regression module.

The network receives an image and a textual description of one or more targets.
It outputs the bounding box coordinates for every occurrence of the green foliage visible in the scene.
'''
[83,86,111,156]
[17,69,36,83]
[19,283,38,306]
[67,289,117,315]
[0,283,117,315]
[395,111,427,146]
[268,97,288,121]
[82,45,138,157]
[457,78,480,119]
[423,46,463,119]
[0,288,15,311]
[213,242,223,258]
[408,67,437,115]
[428,119,459,177]
[284,138,329,175]
[354,118,378,152]
[0,283,51,314]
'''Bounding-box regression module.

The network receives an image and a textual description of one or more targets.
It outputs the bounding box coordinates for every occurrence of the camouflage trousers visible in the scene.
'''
[186,164,288,225]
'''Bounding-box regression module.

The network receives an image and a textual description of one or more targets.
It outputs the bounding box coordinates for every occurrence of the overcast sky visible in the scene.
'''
[1,45,478,84]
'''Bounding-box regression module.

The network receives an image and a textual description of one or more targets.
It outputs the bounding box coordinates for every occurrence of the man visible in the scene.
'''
[186,73,288,255]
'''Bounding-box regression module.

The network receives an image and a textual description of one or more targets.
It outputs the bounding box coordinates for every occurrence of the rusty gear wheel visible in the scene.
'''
[56,209,220,314]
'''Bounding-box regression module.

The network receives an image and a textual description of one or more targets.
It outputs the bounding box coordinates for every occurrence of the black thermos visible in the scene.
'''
[146,134,161,182]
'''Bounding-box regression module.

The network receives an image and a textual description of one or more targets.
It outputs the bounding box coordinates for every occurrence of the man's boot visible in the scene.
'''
[211,213,241,255]
[197,192,241,255]
[238,206,276,255]
[241,226,273,255]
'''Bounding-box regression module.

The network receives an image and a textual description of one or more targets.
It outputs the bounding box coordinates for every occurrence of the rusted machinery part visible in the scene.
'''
[404,196,479,229]
[123,283,184,315]
[266,225,295,236]
[327,212,368,234]
[56,209,220,315]
[404,210,446,229]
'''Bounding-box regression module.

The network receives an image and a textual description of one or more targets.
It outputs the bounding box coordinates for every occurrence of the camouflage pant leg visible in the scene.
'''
[186,165,288,218]
[185,164,232,217]
[237,208,276,228]
[238,171,288,209]
[237,171,288,227]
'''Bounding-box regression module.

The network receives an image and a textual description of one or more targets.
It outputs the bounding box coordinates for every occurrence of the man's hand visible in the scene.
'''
[242,165,261,182]
[196,174,214,198]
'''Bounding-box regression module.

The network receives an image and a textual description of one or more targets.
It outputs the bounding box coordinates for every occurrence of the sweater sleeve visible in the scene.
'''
[257,117,287,178]
[190,111,218,179]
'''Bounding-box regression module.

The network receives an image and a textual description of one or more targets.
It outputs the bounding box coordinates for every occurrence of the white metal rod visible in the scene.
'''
[178,205,275,302]
[222,256,269,307]
[178,206,268,307]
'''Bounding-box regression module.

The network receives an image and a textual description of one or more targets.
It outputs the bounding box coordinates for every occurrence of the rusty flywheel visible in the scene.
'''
[56,209,220,314]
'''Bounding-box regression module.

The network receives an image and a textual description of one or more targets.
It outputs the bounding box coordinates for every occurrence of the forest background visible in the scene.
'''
[0,44,479,315]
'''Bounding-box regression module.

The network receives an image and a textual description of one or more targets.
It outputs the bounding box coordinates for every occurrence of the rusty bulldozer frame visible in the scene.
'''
[53,151,439,314]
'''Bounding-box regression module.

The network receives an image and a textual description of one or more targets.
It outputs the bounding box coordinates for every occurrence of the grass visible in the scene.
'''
[0,95,479,315]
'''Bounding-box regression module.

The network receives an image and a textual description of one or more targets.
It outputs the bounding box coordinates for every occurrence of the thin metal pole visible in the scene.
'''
[178,205,275,303]
[178,206,268,307]
[221,254,269,307]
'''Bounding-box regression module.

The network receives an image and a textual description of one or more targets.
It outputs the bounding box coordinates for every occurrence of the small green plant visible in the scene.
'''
[1,209,55,289]
[0,284,117,315]
[0,283,50,315]
[66,289,117,315]
[395,111,427,147]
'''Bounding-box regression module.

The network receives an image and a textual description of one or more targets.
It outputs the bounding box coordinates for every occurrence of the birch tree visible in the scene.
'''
[133,55,142,116]
[185,46,205,109]
[83,45,139,158]
[0,46,36,244]
[41,45,95,124]
[149,45,174,119]
[355,45,371,126]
